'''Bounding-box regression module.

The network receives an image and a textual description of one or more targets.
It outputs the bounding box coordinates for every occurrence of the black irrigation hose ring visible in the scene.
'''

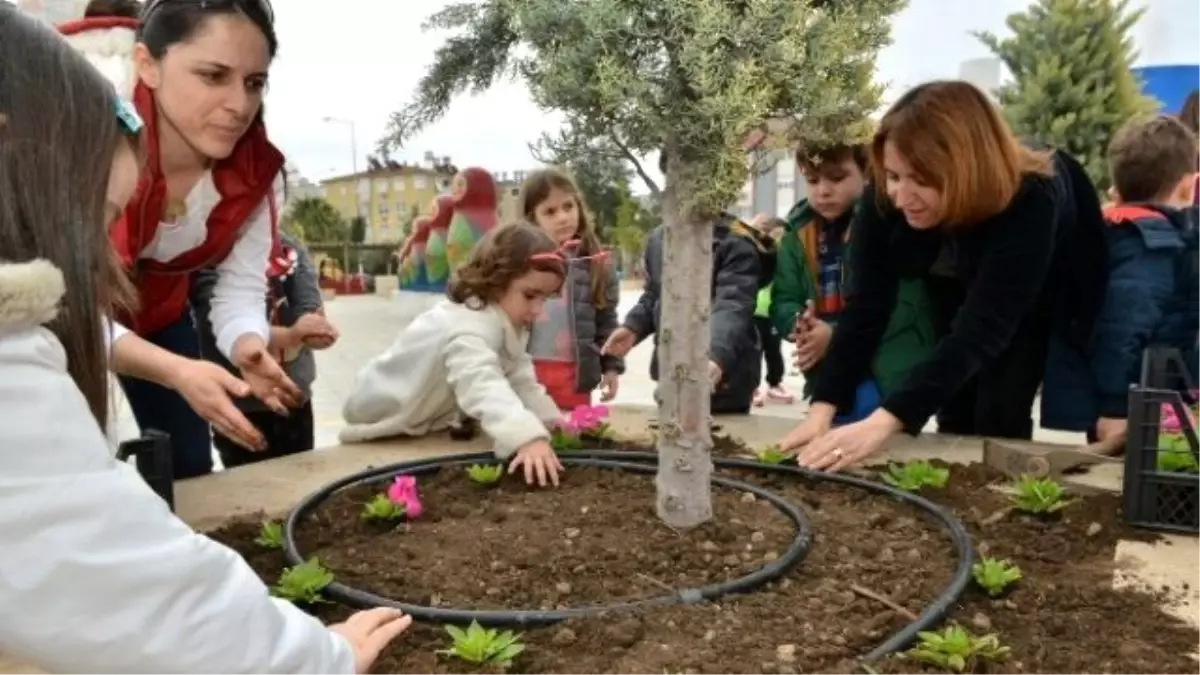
[283,449,975,663]
[283,455,814,628]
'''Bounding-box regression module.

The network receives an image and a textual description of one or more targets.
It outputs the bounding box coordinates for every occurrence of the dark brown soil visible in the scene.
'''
[207,436,1199,674]
[291,465,797,609]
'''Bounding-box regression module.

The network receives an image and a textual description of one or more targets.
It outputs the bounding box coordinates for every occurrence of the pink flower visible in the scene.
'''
[568,404,610,432]
[387,475,422,519]
[1156,401,1195,432]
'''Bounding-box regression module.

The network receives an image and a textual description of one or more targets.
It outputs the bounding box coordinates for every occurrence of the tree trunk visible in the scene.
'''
[654,157,714,530]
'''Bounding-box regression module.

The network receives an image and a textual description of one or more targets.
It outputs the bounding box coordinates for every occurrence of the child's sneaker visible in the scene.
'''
[766,385,794,404]
[752,388,766,407]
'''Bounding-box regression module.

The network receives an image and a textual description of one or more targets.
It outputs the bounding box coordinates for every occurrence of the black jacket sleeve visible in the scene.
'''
[881,176,1058,433]
[709,233,761,375]
[811,186,901,411]
[622,228,662,341]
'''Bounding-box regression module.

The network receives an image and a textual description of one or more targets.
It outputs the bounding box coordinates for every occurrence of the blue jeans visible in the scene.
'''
[118,314,214,479]
[833,379,883,426]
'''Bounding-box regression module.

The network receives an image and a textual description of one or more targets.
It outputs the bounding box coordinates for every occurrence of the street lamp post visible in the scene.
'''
[323,115,365,263]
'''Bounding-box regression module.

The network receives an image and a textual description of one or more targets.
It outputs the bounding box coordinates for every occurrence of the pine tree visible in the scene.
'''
[383,0,904,528]
[977,0,1155,190]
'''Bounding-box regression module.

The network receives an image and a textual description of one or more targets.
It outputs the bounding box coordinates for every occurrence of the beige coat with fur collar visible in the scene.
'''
[0,259,354,673]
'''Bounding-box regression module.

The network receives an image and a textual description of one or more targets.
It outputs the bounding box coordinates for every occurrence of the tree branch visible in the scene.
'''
[610,133,661,197]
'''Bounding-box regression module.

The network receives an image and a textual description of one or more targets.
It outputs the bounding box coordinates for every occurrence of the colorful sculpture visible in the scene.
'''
[397,195,455,292]
[446,167,500,271]
[398,214,431,290]
[422,194,456,289]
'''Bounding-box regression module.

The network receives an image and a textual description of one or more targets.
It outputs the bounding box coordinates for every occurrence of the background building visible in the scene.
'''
[282,160,321,213]
[321,156,455,244]
[492,169,533,223]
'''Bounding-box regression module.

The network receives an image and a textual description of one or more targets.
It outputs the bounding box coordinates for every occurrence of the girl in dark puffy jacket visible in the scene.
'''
[520,169,624,410]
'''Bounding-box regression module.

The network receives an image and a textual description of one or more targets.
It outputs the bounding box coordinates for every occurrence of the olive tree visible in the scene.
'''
[383,0,904,528]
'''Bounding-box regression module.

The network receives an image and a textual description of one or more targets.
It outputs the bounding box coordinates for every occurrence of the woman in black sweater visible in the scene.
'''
[780,80,1107,471]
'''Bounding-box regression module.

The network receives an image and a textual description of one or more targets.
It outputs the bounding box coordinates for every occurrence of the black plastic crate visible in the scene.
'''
[116,429,175,512]
[1122,349,1199,534]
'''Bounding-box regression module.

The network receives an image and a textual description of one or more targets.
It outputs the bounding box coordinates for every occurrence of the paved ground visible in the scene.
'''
[112,286,1081,460]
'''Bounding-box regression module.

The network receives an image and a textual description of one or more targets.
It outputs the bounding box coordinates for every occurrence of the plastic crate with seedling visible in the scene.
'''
[1157,399,1199,474]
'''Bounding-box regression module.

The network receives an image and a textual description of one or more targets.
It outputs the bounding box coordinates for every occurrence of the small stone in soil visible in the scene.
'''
[751,531,766,543]
[906,548,922,561]
[704,629,716,641]
[1086,521,1103,537]
[878,547,895,562]
[836,546,852,558]
[565,527,581,539]
[722,554,741,566]
[971,613,993,630]
[764,551,779,562]
[741,492,756,503]
[555,581,572,594]
[776,644,797,663]
[701,540,719,552]
[485,587,501,596]
[552,627,578,645]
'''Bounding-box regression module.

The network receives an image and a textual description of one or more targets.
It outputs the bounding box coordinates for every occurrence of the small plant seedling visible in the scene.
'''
[466,464,504,485]
[550,428,584,452]
[437,620,525,668]
[971,557,1022,597]
[906,625,1010,673]
[1009,475,1073,514]
[754,444,789,465]
[586,421,615,440]
[880,459,950,492]
[271,557,333,604]
[361,493,407,522]
[254,520,285,550]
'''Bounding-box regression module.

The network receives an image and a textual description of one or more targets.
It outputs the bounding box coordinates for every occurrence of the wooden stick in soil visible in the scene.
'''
[636,572,676,593]
[850,584,918,621]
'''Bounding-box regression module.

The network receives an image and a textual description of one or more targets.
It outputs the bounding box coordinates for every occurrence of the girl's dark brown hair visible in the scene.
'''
[519,168,611,309]
[447,222,565,306]
[872,80,1053,227]
[0,4,136,430]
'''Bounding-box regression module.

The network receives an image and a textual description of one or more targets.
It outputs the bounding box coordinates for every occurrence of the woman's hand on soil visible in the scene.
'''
[797,409,902,472]
[169,359,266,451]
[601,327,636,358]
[600,371,620,402]
[232,335,303,415]
[779,403,834,455]
[511,440,563,487]
[329,607,413,674]
[794,319,832,371]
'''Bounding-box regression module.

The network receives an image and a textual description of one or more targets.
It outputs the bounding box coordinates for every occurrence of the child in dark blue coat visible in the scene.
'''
[1043,114,1199,445]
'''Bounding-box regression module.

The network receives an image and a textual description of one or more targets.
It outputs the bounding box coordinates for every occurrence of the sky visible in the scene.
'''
[12,0,1194,191]
[266,0,1036,188]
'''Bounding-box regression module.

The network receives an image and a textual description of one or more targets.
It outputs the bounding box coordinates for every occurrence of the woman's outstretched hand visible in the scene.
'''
[795,409,903,472]
[232,335,303,415]
[169,359,266,451]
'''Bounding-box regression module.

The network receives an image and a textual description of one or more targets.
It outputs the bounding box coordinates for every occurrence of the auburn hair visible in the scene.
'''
[872,80,1052,227]
[519,168,611,309]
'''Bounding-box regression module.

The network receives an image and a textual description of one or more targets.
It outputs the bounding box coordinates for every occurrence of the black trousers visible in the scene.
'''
[927,276,1053,440]
[755,316,785,387]
[214,400,315,469]
[934,306,1054,440]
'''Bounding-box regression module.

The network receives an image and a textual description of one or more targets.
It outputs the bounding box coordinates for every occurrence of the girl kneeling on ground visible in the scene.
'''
[340,223,568,487]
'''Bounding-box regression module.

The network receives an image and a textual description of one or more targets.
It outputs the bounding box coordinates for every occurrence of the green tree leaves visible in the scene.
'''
[978,0,1155,190]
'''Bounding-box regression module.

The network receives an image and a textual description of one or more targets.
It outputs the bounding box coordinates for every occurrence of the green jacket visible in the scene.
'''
[770,199,936,398]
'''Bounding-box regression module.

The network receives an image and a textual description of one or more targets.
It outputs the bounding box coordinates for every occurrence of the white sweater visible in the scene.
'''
[340,299,561,456]
[0,260,353,673]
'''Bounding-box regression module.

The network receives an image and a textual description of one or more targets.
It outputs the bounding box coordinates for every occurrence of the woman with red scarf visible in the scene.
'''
[59,0,328,478]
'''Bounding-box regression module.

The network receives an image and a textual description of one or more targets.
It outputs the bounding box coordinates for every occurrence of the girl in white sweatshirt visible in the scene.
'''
[0,8,408,672]
[341,223,568,487]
